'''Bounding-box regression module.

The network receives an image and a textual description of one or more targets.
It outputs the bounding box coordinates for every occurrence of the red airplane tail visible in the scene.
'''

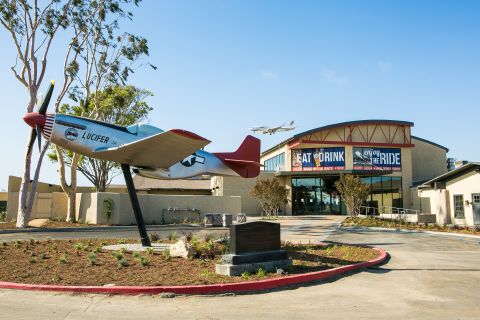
[213,135,261,178]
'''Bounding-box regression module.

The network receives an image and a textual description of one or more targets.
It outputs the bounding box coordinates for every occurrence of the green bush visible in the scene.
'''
[162,248,171,261]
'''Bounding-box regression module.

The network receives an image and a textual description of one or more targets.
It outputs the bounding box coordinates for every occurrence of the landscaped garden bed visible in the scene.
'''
[0,236,379,286]
[342,216,480,235]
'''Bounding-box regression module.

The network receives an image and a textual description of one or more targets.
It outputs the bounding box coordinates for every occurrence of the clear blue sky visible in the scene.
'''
[1,0,479,190]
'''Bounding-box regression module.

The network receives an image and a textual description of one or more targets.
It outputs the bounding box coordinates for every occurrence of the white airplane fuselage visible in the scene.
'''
[38,113,258,179]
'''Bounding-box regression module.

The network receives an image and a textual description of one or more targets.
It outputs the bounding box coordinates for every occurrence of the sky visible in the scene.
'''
[0,0,479,190]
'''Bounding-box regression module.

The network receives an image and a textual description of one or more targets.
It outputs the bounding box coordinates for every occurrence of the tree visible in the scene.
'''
[49,85,153,191]
[250,178,288,217]
[50,0,152,222]
[1,0,151,225]
[334,174,371,216]
[0,0,79,227]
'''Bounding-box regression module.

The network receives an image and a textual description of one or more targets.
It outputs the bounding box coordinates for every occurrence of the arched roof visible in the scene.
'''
[262,119,414,155]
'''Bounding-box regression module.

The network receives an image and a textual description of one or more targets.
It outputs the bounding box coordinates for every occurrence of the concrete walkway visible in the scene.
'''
[0,216,479,319]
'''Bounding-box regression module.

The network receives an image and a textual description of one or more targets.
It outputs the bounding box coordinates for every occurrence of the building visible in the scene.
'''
[418,163,480,226]
[257,120,449,215]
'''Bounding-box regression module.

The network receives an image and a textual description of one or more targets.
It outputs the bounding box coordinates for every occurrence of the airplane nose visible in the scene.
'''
[23,112,46,128]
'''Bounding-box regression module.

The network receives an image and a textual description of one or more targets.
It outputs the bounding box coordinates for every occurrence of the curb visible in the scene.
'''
[341,226,480,239]
[0,248,387,295]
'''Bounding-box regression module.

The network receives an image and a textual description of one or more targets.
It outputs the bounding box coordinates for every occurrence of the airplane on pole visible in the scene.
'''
[250,121,296,135]
[23,82,261,246]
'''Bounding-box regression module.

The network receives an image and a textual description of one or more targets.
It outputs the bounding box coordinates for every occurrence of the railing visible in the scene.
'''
[358,205,420,222]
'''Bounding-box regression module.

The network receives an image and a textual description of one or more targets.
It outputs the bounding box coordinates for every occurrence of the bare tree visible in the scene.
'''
[334,174,371,216]
[251,178,288,217]
[51,0,152,222]
[0,0,74,227]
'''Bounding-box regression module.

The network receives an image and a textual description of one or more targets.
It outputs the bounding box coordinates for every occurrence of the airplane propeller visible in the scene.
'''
[24,80,55,154]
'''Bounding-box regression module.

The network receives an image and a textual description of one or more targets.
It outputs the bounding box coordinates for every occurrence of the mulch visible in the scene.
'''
[0,238,379,286]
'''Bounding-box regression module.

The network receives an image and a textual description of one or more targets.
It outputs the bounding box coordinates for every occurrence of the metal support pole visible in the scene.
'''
[121,164,151,247]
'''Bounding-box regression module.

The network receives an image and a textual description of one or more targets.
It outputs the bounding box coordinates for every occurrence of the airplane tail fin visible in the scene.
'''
[289,120,294,126]
[213,135,261,178]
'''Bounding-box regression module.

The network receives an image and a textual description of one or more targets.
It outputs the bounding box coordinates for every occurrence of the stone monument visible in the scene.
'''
[215,221,292,276]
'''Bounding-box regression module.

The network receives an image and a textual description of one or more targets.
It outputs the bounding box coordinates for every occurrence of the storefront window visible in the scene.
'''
[361,176,403,210]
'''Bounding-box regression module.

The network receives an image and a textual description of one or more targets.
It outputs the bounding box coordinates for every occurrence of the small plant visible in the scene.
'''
[111,251,124,261]
[118,259,128,267]
[1,242,7,247]
[241,272,250,280]
[140,256,150,266]
[162,248,171,261]
[92,247,102,254]
[149,232,160,242]
[168,231,178,242]
[59,254,67,264]
[146,247,154,255]
[256,268,266,277]
[0,211,6,222]
[132,251,141,259]
[103,198,114,223]
[74,243,84,251]
[201,269,210,277]
[39,253,47,260]
[120,247,127,254]
[88,252,97,266]
[29,257,36,264]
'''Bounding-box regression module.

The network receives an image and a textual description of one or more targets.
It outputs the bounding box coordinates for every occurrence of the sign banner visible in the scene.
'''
[353,147,401,171]
[292,147,345,172]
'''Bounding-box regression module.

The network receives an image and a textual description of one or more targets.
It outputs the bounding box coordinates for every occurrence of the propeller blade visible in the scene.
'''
[38,80,55,115]
[27,129,37,156]
[36,124,42,152]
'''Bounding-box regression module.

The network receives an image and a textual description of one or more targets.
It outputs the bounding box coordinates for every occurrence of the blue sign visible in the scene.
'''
[292,147,345,171]
[353,147,401,171]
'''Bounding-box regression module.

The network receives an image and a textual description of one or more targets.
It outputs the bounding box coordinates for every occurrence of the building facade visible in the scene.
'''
[260,120,448,215]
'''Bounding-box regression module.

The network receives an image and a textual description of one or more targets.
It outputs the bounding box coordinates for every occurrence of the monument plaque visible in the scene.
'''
[230,221,281,254]
[216,221,292,276]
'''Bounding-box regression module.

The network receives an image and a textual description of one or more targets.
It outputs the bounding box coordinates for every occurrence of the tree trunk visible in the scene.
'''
[16,146,32,228]
[56,146,80,223]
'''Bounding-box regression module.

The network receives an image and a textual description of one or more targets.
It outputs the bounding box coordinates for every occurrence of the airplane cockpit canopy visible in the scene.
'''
[126,124,164,137]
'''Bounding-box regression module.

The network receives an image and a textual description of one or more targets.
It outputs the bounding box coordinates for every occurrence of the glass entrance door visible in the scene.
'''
[292,177,344,215]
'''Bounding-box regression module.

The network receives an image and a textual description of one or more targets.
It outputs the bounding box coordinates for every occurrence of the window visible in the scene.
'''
[454,195,465,219]
[263,153,285,172]
[361,176,403,209]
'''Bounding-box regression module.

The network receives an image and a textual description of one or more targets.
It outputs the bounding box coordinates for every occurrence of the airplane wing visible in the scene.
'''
[92,129,210,169]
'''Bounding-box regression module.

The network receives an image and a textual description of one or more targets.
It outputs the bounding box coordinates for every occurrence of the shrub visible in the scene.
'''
[103,198,114,223]
[112,251,124,261]
[29,257,36,264]
[132,251,141,259]
[118,259,128,267]
[149,232,160,242]
[168,232,178,242]
[59,254,67,264]
[74,243,84,251]
[256,268,266,277]
[92,247,102,254]
[1,242,7,247]
[146,247,154,255]
[241,272,250,280]
[39,253,47,260]
[140,256,150,266]
[162,248,171,261]
[88,253,97,266]
[0,211,6,222]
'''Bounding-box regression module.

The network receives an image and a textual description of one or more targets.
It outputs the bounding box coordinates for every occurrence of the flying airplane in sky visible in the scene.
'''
[22,81,261,246]
[250,121,296,135]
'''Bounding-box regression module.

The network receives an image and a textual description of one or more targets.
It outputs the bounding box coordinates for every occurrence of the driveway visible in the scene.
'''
[0,217,479,320]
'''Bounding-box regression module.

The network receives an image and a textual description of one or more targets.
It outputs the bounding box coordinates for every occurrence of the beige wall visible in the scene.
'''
[411,137,448,183]
[76,192,241,225]
[6,192,68,222]
[445,171,480,226]
[212,172,276,216]
[410,186,431,213]
[418,188,450,225]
